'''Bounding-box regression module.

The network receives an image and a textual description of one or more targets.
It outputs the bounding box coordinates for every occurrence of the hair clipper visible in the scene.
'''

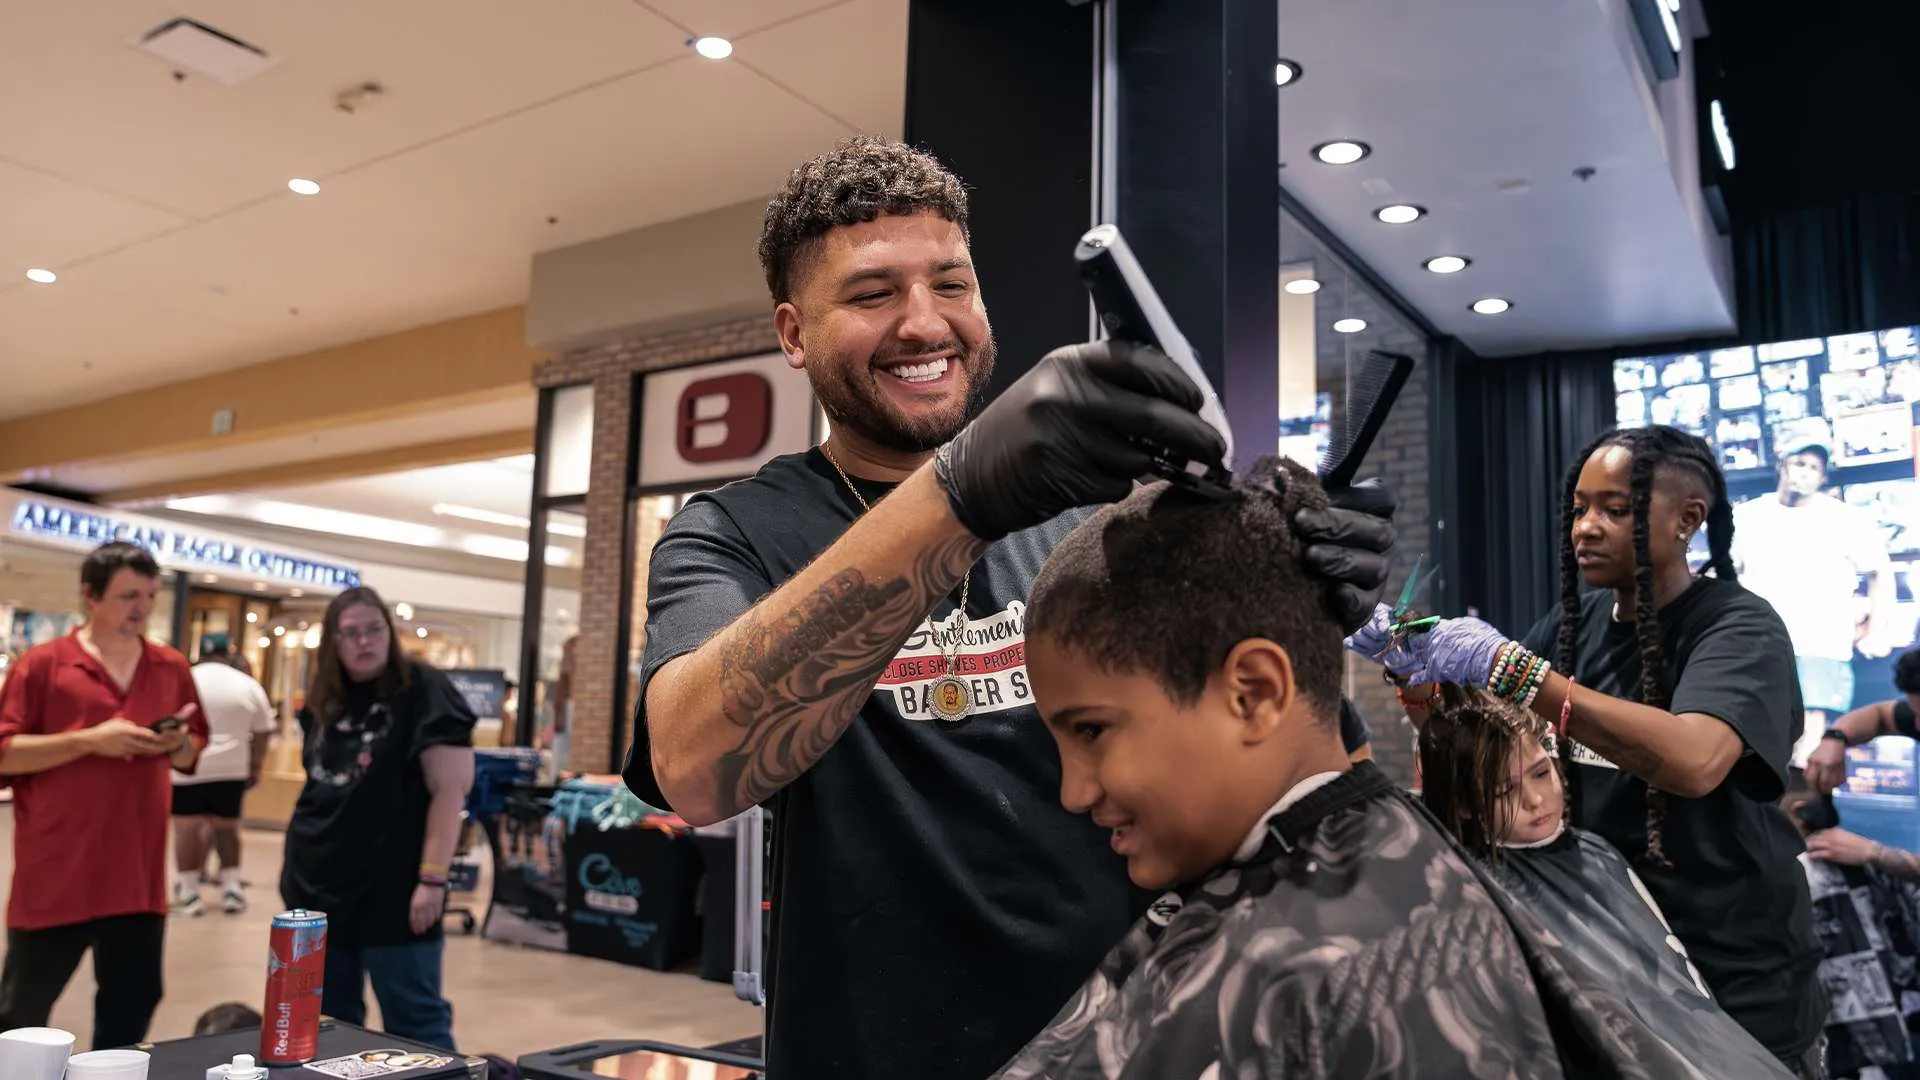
[1075,224,1236,500]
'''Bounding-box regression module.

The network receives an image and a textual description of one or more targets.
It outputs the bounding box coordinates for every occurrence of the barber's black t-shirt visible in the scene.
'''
[1893,698,1918,738]
[281,665,476,947]
[1521,578,1825,1060]
[627,449,1369,1080]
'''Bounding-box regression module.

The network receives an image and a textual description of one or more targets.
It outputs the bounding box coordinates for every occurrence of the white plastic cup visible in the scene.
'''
[64,1047,151,1079]
[0,1026,76,1080]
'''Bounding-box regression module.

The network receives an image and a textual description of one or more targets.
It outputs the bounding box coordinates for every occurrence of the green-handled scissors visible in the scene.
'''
[1387,554,1443,636]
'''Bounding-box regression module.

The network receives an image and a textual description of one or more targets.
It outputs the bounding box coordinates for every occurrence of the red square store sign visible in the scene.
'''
[637,352,819,488]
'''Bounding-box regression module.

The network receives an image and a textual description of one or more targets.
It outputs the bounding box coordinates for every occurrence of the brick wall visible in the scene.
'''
[1312,276,1433,787]
[533,316,778,773]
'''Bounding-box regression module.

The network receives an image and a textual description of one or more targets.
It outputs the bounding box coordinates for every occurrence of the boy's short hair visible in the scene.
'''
[1026,456,1345,715]
[756,135,971,305]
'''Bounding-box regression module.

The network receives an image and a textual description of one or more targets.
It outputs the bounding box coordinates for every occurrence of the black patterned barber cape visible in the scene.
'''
[1490,828,1793,1079]
[991,764,1793,1080]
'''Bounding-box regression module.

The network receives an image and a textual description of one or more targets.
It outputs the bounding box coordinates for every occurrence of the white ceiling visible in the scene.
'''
[148,454,587,568]
[0,0,907,420]
[1279,0,1736,356]
[40,392,535,495]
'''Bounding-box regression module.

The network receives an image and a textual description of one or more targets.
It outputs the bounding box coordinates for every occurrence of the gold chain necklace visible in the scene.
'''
[819,441,975,723]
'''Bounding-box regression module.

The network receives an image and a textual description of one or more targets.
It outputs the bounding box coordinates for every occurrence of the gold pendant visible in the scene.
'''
[927,674,973,724]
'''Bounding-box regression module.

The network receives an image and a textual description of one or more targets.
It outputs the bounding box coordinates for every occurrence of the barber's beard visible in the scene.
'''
[811,337,998,453]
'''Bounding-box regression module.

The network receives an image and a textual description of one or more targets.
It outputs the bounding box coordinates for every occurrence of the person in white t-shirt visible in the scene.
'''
[1732,420,1897,768]
[171,637,277,916]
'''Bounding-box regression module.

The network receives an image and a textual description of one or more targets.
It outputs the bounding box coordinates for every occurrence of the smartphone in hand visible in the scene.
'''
[150,715,185,736]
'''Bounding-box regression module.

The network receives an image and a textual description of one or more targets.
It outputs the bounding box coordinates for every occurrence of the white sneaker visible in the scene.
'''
[171,883,204,918]
[222,886,247,915]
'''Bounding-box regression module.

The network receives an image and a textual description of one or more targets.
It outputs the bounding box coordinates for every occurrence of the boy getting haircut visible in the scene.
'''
[990,457,1792,1080]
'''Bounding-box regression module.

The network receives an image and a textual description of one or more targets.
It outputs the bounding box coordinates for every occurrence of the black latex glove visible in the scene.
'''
[934,340,1227,541]
[1294,478,1397,633]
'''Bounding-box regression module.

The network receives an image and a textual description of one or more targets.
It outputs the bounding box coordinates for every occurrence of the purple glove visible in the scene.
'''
[1378,616,1511,686]
[1343,604,1395,660]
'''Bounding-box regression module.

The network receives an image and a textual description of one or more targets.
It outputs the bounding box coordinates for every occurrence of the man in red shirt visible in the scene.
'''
[0,541,208,1048]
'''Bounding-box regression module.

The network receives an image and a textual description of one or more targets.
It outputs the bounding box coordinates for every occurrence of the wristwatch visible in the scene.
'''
[1820,728,1851,746]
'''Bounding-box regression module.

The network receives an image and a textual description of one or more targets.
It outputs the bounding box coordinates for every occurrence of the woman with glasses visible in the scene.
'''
[281,587,476,1050]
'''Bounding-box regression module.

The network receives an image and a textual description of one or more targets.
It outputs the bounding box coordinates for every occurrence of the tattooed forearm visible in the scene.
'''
[707,531,986,816]
[1872,843,1920,879]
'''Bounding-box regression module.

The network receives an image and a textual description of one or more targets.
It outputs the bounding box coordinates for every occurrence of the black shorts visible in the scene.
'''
[171,780,246,819]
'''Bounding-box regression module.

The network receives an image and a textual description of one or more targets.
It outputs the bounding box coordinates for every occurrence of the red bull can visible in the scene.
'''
[261,908,327,1065]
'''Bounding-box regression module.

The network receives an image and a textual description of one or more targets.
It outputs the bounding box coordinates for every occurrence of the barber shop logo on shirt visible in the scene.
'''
[875,601,1034,723]
[1562,739,1622,772]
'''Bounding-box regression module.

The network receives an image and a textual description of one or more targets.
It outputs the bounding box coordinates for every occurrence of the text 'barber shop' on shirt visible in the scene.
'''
[877,601,1034,721]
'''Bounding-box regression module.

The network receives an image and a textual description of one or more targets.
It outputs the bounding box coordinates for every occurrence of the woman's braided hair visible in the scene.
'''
[1555,424,1734,869]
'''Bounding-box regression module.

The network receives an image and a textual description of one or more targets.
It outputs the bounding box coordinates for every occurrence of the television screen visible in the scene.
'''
[1616,325,1920,768]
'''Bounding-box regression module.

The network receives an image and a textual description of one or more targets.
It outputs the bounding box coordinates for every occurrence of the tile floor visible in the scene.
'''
[0,809,761,1059]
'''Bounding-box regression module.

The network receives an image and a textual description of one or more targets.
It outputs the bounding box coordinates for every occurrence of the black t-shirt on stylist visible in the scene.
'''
[627,449,1369,1080]
[1521,577,1826,1061]
[282,664,476,947]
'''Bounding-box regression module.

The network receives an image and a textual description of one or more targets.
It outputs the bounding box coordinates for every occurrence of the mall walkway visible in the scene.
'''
[0,808,759,1058]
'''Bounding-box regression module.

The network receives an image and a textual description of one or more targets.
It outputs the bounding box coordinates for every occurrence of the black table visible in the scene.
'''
[139,1021,482,1079]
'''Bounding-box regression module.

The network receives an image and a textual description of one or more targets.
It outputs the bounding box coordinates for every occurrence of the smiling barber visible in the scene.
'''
[624,136,1397,1080]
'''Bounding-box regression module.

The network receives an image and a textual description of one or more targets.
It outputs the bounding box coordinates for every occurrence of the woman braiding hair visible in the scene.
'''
[1345,423,1827,1079]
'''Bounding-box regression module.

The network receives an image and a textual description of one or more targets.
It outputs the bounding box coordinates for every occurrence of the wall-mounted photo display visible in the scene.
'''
[1618,322,1920,729]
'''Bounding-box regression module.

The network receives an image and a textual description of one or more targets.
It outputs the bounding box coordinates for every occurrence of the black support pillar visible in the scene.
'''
[1111,0,1280,459]
[903,1,1097,400]
[904,0,1280,458]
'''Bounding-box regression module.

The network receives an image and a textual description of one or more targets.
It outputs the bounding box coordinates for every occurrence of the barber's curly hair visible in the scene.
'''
[756,135,971,304]
[1557,424,1732,870]
[1027,456,1346,716]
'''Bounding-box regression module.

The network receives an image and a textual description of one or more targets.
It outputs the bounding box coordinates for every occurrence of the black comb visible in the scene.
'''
[1075,224,1236,501]
[1319,350,1415,489]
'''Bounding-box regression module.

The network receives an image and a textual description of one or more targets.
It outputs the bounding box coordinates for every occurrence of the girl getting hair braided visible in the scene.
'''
[1346,422,1823,1070]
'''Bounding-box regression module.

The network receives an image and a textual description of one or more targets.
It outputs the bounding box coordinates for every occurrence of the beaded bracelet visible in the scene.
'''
[1490,643,1531,699]
[1517,657,1552,708]
[1488,644,1552,707]
[1558,678,1577,740]
[1488,643,1523,696]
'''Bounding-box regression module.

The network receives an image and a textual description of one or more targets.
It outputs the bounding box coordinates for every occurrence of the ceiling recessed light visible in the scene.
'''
[693,36,733,60]
[1275,60,1301,87]
[1284,278,1322,295]
[1471,297,1513,315]
[1333,317,1367,334]
[1375,204,1426,225]
[1312,140,1371,166]
[25,268,56,284]
[287,178,320,196]
[416,626,429,639]
[1424,255,1471,274]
